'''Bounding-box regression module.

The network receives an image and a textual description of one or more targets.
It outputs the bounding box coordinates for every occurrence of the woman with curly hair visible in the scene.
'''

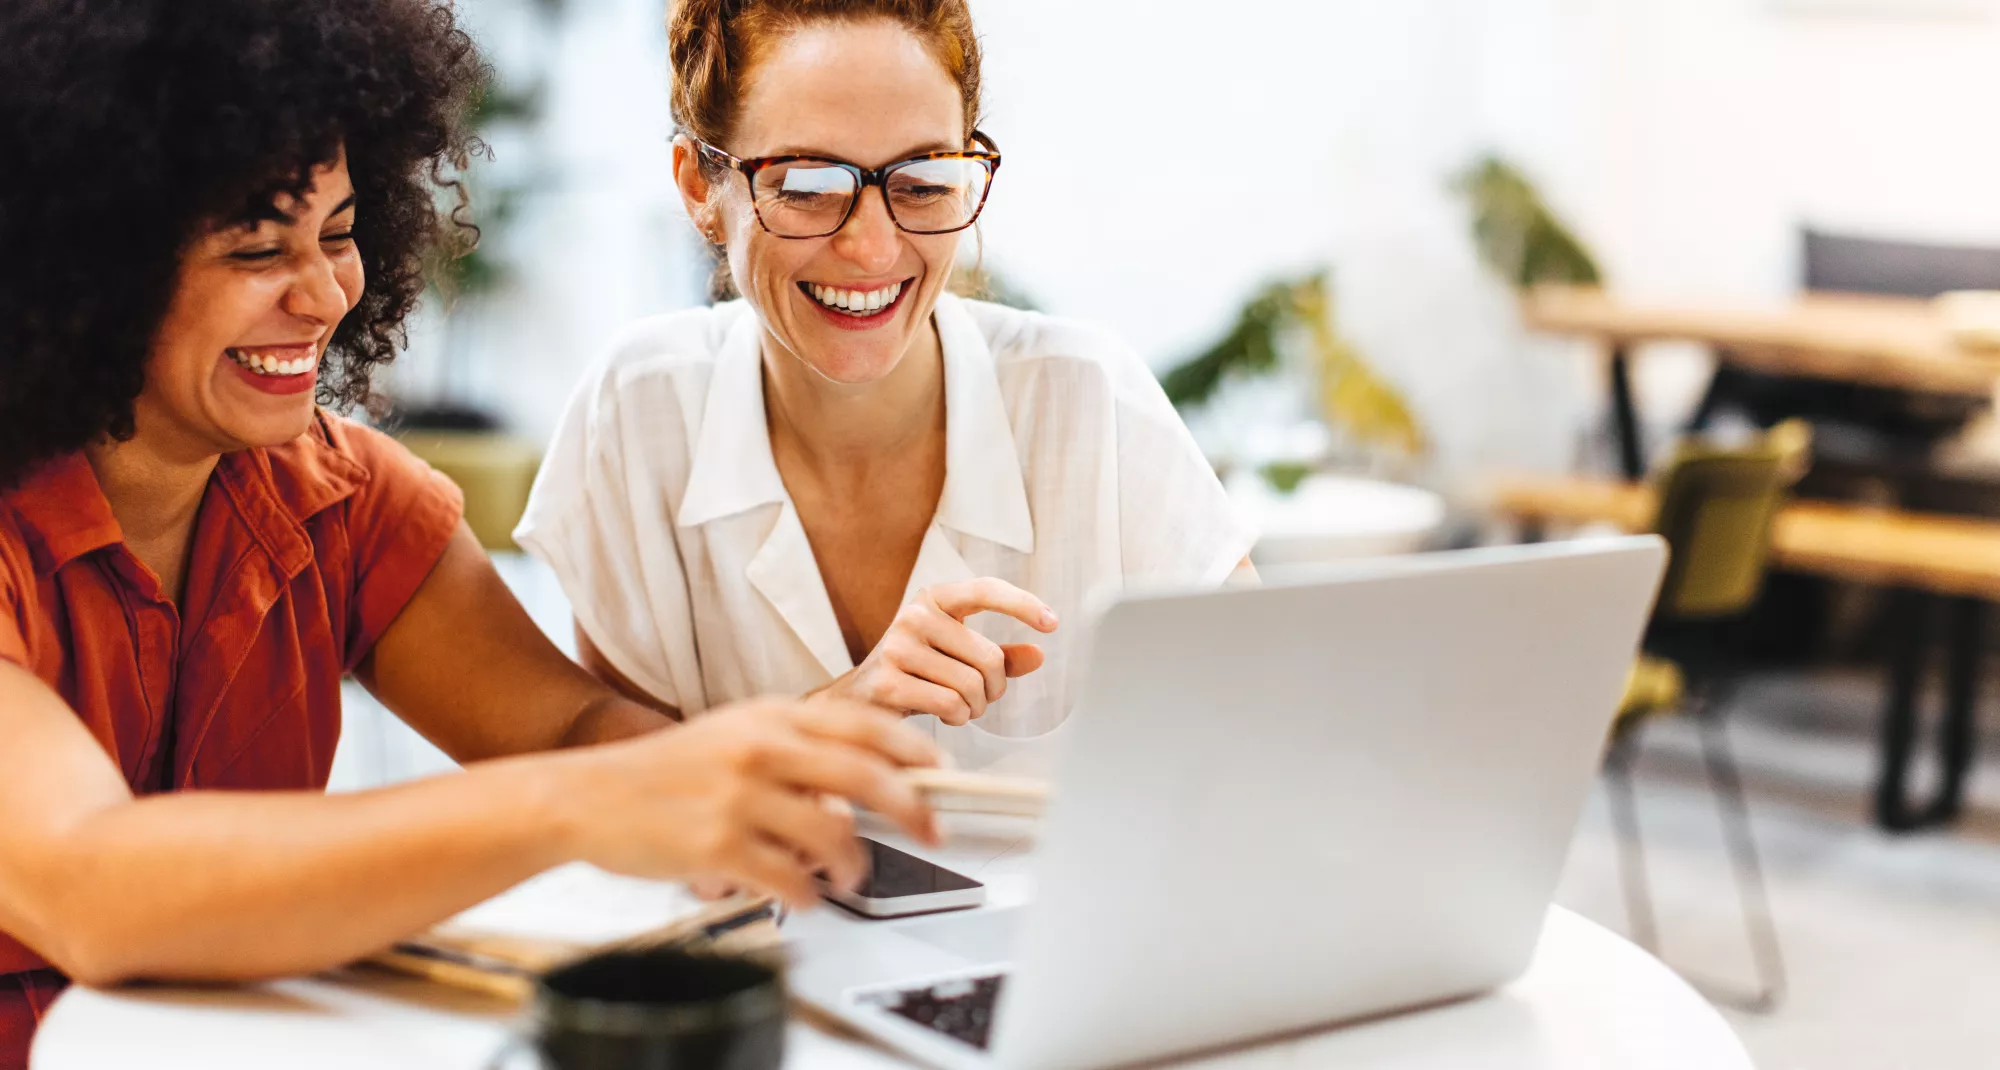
[0,1,941,1059]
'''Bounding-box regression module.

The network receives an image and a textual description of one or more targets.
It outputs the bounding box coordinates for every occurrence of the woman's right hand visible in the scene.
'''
[555,697,942,908]
[818,578,1059,727]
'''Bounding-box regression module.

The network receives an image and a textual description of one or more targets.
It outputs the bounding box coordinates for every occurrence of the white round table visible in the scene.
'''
[32,817,1752,1070]
[1229,473,1449,565]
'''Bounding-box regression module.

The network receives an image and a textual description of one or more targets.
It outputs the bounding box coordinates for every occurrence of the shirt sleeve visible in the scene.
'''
[1110,353,1260,585]
[0,569,27,669]
[327,417,466,669]
[513,361,697,712]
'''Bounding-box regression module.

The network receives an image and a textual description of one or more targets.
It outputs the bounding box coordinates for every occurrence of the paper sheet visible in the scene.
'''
[441,862,705,946]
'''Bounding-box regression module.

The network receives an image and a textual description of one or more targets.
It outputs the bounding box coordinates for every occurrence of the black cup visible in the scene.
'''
[524,948,786,1070]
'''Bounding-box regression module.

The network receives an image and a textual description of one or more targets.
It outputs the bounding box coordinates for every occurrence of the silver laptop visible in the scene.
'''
[789,537,1667,1069]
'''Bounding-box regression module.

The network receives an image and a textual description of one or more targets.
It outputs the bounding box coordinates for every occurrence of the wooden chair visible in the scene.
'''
[1605,419,1809,1013]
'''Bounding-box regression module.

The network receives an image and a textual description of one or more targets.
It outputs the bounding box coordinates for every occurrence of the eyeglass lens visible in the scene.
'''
[751,157,991,237]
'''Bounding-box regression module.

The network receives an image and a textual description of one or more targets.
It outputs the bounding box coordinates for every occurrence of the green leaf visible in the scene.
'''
[1260,461,1314,495]
[1159,271,1426,459]
[1453,156,1603,291]
[1295,274,1427,457]
[1159,280,1291,408]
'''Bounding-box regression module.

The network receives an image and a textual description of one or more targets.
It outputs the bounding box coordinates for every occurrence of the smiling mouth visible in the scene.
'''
[227,344,319,378]
[799,279,911,317]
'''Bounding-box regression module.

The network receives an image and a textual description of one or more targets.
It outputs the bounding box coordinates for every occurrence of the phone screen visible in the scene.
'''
[852,838,983,899]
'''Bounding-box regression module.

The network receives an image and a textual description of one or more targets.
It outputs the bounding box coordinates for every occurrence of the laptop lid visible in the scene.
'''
[991,537,1667,1069]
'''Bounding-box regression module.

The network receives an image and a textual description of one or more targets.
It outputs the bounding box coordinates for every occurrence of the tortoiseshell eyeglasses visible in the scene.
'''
[696,132,1001,239]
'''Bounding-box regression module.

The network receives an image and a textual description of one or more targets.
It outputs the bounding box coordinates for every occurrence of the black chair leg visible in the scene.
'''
[1604,694,1787,1014]
[1604,721,1661,954]
[1694,699,1788,1013]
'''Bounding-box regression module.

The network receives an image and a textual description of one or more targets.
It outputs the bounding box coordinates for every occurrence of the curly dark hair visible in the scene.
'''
[0,0,485,487]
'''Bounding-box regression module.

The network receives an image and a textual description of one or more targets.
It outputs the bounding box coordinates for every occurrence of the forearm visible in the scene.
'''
[16,751,584,987]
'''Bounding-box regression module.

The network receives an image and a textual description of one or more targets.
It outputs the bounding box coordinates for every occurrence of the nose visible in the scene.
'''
[280,247,351,327]
[830,185,902,273]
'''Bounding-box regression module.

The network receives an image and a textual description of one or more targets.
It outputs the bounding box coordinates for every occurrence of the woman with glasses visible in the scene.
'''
[518,0,1255,775]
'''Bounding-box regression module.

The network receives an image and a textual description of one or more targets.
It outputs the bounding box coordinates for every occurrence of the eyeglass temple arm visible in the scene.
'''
[694,139,754,176]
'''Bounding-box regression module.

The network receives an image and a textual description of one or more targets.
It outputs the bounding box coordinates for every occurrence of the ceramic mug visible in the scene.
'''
[494,947,786,1070]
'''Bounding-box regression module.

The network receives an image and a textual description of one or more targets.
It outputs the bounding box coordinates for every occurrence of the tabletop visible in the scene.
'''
[1523,284,2000,397]
[33,815,1754,1070]
[1490,473,2000,601]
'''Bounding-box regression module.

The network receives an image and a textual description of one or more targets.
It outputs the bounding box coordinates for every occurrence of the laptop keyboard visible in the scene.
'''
[867,973,1007,1050]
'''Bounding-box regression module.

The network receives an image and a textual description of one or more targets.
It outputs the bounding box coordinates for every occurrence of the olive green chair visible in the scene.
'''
[397,431,543,552]
[1606,418,1810,1014]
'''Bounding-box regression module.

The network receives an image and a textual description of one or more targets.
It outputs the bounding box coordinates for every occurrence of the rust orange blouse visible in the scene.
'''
[0,413,463,1067]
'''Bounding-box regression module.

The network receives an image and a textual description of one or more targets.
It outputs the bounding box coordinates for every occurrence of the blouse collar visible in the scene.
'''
[676,293,1035,554]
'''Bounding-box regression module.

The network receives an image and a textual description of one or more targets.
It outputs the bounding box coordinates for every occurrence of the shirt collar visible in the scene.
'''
[933,293,1035,553]
[676,294,1035,554]
[214,418,368,577]
[5,453,124,574]
[3,414,366,577]
[677,307,789,529]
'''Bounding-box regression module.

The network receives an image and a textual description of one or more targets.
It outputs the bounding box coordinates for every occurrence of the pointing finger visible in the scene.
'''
[928,578,1058,634]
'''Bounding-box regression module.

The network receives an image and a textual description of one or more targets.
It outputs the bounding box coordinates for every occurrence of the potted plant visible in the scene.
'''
[1161,269,1425,490]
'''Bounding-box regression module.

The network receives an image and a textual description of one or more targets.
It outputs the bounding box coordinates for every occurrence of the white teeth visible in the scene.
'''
[229,348,317,377]
[806,282,904,315]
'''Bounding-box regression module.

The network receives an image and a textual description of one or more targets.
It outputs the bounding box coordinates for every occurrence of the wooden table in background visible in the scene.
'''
[1521,285,2000,479]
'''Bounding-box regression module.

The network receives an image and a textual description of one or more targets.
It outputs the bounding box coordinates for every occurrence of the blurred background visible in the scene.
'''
[339,2,2000,1067]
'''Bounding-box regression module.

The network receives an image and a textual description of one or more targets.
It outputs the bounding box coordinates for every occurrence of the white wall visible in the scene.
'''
[1482,0,2000,299]
[1472,0,2000,463]
[429,0,2000,477]
[392,0,703,442]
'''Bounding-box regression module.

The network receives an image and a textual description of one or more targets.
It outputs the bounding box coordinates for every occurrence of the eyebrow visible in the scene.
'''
[238,193,358,229]
[760,141,963,164]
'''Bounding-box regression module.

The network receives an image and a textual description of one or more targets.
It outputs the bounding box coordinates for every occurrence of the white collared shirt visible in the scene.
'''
[515,293,1255,773]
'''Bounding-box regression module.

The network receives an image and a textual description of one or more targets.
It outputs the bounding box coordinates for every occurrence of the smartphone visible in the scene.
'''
[817,838,986,918]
